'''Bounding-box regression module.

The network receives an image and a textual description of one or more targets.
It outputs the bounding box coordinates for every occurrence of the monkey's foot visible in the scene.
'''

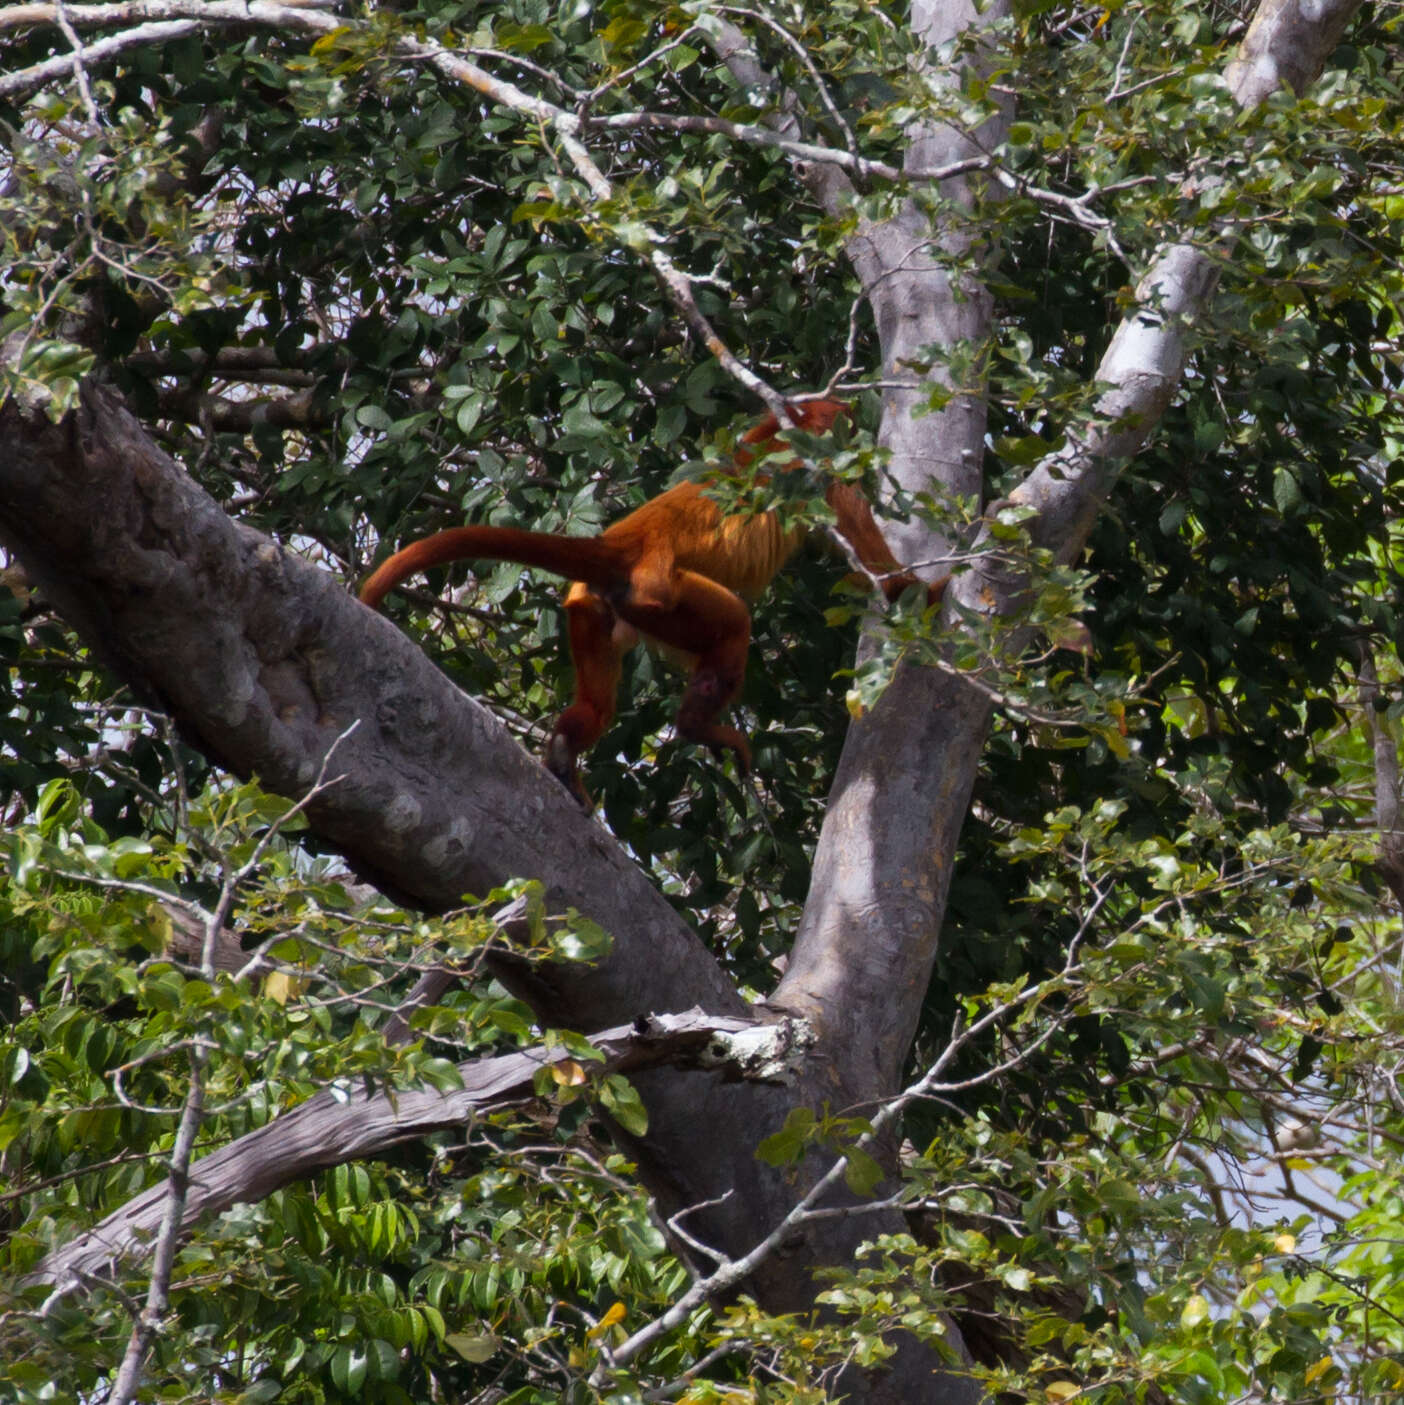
[544,733,593,811]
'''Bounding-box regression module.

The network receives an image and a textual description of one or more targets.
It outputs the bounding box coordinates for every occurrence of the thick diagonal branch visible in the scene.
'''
[32,1010,769,1290]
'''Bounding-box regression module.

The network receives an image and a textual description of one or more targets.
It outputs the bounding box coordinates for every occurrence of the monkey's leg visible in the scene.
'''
[619,570,754,772]
[545,582,635,807]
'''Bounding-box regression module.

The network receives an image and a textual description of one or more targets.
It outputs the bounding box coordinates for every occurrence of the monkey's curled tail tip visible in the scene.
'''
[357,572,392,612]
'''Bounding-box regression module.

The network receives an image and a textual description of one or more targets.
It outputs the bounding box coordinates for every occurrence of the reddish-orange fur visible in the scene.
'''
[359,400,945,805]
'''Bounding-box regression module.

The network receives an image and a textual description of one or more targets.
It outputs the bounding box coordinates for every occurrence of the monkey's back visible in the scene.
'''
[603,480,801,603]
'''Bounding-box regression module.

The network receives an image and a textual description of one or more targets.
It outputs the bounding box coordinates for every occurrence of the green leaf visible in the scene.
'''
[843,1145,884,1197]
[1273,465,1304,515]
[757,1107,816,1166]
[598,1074,648,1135]
[446,1332,499,1363]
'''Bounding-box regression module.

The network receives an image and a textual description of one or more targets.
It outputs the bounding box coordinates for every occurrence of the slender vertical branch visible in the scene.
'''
[106,1039,209,1405]
[1358,647,1404,912]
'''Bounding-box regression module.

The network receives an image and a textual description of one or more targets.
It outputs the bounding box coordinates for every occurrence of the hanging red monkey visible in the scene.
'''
[360,400,945,805]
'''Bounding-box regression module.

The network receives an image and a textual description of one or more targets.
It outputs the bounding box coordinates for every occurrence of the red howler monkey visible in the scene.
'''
[359,400,945,806]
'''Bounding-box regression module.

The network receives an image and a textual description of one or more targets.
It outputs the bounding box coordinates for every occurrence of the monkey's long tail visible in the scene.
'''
[358,526,629,610]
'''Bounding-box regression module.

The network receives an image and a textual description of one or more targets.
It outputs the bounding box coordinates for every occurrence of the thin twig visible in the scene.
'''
[106,1039,208,1405]
[52,0,98,122]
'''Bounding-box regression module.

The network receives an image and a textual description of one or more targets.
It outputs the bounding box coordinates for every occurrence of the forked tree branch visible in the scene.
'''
[1003,0,1365,584]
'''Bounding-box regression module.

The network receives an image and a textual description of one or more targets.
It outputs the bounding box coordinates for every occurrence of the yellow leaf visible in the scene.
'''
[1273,1232,1296,1254]
[1046,1382,1081,1401]
[1304,1355,1334,1386]
[310,26,351,52]
[587,1301,626,1338]
[845,688,865,719]
[263,970,304,1005]
[550,1059,588,1087]
[1090,722,1130,760]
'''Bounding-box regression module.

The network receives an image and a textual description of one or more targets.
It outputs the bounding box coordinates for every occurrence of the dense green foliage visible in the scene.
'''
[4,1,1404,1401]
